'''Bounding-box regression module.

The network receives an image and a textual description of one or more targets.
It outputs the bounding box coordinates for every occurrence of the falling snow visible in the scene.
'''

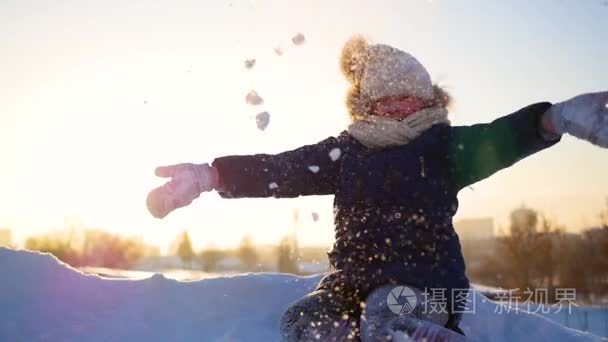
[308,165,320,173]
[246,90,264,106]
[268,182,278,190]
[329,148,342,161]
[256,111,270,131]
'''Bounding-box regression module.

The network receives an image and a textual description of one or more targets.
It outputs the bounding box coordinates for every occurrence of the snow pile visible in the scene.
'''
[0,247,604,341]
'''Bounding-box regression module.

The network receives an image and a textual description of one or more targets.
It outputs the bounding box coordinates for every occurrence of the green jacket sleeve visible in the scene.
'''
[449,102,560,191]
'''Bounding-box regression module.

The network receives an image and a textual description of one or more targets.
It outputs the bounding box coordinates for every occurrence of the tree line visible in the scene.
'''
[25,229,159,269]
[463,202,608,302]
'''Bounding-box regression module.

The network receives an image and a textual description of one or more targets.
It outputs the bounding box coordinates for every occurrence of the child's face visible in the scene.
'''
[372,96,429,121]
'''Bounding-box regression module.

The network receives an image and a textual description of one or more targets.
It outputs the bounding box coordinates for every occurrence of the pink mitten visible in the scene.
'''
[147,163,219,219]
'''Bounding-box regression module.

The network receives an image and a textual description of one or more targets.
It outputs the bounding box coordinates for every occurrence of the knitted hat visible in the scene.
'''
[341,36,449,119]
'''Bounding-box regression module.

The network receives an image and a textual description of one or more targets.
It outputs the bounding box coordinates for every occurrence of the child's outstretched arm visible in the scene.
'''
[448,92,608,191]
[212,136,343,199]
[147,135,344,218]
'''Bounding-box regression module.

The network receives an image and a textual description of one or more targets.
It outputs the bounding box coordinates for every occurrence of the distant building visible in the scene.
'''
[509,206,538,235]
[215,257,244,272]
[0,229,11,247]
[454,218,494,241]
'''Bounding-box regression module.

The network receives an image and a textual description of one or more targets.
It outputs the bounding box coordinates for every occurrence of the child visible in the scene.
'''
[147,37,608,341]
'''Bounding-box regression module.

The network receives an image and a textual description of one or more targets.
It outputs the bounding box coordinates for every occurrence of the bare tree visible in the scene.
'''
[200,245,223,272]
[238,235,258,271]
[177,231,195,269]
[278,236,299,274]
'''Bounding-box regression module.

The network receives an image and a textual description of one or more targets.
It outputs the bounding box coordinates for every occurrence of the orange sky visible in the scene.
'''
[1,0,607,252]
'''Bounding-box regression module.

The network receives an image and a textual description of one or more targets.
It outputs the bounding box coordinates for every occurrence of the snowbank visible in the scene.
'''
[0,247,604,341]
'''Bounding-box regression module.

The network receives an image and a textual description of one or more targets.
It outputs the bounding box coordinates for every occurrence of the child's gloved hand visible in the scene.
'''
[146,163,219,219]
[544,92,608,147]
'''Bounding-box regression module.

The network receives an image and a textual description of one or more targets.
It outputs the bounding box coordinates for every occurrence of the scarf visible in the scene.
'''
[348,106,450,149]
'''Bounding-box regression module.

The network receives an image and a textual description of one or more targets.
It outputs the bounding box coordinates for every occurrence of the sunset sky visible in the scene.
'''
[1,0,607,252]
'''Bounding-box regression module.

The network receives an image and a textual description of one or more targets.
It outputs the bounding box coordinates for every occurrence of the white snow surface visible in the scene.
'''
[0,247,604,342]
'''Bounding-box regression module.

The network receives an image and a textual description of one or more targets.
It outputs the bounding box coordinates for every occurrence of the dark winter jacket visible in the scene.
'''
[212,102,559,309]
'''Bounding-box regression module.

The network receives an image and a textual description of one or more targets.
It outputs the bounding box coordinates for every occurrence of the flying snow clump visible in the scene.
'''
[246,90,264,105]
[291,33,306,45]
[329,148,342,161]
[244,59,256,69]
[256,112,270,131]
[308,165,320,173]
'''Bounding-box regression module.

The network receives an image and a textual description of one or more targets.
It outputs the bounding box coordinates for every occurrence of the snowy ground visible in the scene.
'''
[0,247,605,342]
